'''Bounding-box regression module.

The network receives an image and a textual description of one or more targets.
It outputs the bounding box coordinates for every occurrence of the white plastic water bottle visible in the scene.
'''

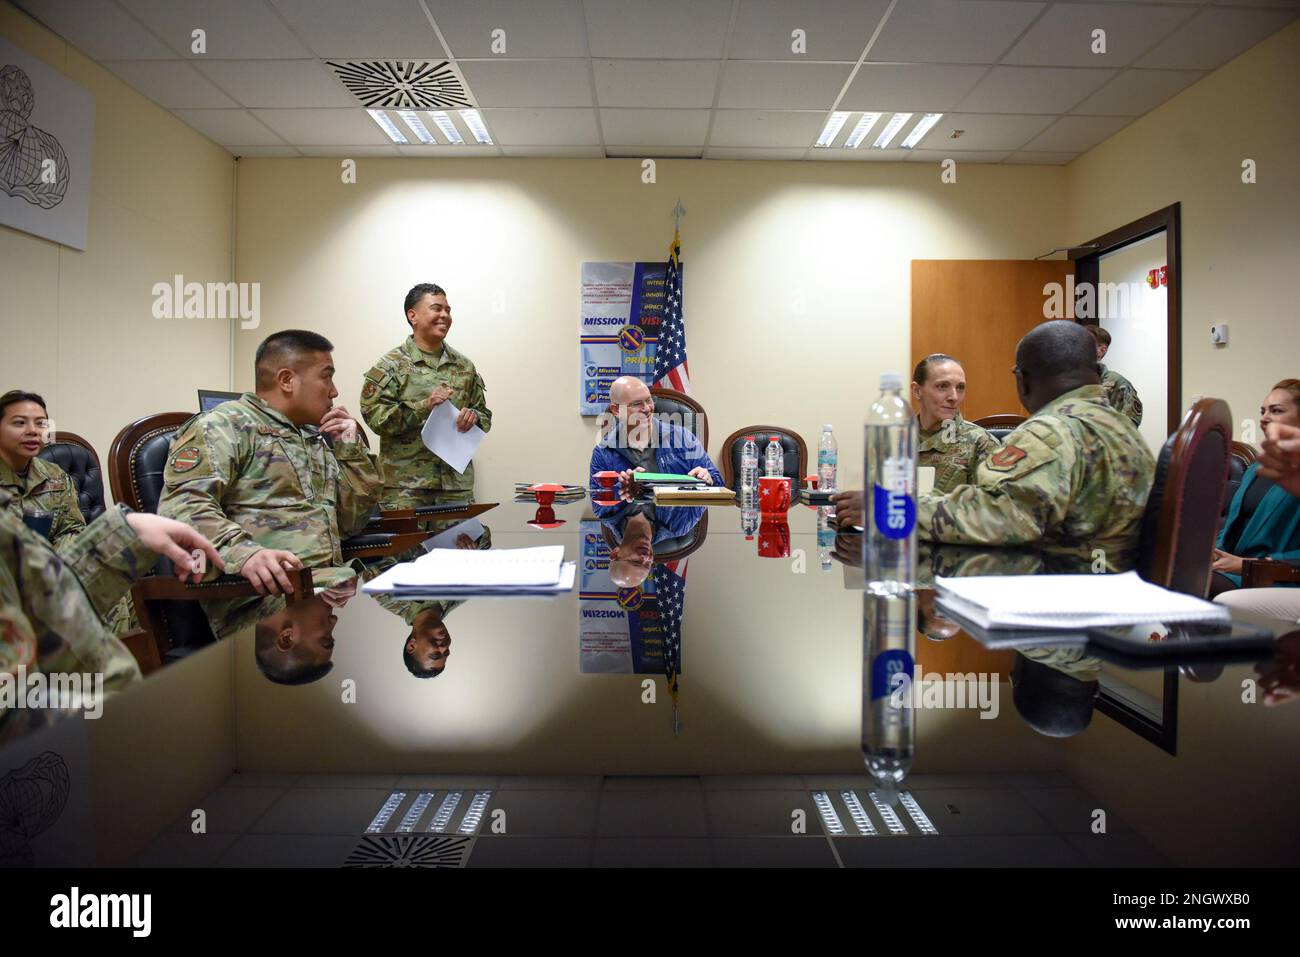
[764,436,783,478]
[864,373,917,595]
[740,435,758,506]
[817,505,833,570]
[817,424,837,491]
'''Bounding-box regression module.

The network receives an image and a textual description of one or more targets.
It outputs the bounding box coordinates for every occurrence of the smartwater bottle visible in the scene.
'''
[861,372,918,796]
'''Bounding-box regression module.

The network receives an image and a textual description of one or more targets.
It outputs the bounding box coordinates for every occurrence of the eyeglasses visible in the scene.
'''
[624,398,655,410]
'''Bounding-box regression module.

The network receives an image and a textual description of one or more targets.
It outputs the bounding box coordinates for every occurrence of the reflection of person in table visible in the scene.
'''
[602,505,705,589]
[1011,647,1101,738]
[254,587,352,685]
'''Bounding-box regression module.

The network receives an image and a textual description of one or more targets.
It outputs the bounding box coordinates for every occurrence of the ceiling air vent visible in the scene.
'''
[327,60,472,110]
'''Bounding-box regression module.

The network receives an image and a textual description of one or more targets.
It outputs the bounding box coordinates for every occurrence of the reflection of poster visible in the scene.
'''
[577,520,664,674]
[0,37,94,250]
[580,260,676,416]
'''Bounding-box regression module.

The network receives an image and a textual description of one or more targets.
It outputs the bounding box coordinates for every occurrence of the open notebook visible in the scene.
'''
[935,570,1230,630]
[362,545,575,597]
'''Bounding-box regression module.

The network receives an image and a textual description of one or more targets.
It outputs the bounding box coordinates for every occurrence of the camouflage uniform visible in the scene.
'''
[157,393,383,574]
[0,492,146,738]
[0,455,86,556]
[919,415,1001,495]
[1099,364,1143,428]
[361,337,492,508]
[917,384,1155,572]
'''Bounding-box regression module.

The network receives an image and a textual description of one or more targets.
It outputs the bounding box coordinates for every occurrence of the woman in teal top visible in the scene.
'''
[1212,380,1300,592]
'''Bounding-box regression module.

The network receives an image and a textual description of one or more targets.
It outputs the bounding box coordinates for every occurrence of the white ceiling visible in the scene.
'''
[13,0,1298,164]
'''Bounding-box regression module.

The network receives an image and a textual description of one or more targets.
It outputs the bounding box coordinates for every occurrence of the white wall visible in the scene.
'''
[1099,231,1169,453]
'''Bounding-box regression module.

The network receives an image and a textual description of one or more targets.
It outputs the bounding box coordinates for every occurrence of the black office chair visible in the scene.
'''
[719,426,808,496]
[973,413,1027,444]
[651,387,708,450]
[1220,441,1257,530]
[600,511,709,563]
[36,431,106,522]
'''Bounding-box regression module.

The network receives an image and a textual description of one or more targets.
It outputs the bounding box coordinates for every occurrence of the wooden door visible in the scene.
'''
[911,260,1074,421]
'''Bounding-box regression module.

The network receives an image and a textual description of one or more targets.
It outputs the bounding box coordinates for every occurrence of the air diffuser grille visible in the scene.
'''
[327,60,471,110]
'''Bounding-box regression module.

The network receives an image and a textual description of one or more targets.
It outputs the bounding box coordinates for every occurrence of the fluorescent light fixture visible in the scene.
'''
[899,791,939,835]
[459,109,492,144]
[397,792,435,832]
[872,112,912,149]
[841,791,878,835]
[366,791,406,833]
[396,109,435,144]
[367,109,408,144]
[900,112,943,150]
[844,111,882,149]
[428,791,462,832]
[811,790,847,835]
[868,791,909,834]
[428,111,465,145]
[814,111,851,148]
[457,791,492,834]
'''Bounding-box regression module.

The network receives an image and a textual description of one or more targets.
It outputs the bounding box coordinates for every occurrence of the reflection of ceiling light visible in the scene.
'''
[459,109,492,144]
[815,111,851,148]
[901,112,943,149]
[367,109,408,144]
[397,110,435,144]
[841,791,878,834]
[872,112,911,149]
[845,112,882,149]
[429,111,465,144]
[899,791,939,835]
[811,790,846,834]
[868,791,909,834]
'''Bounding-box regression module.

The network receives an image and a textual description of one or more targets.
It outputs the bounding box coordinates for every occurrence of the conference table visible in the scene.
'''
[20,485,1300,867]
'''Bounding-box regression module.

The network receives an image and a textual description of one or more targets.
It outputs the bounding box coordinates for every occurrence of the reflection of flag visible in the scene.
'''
[652,557,688,733]
[653,229,690,395]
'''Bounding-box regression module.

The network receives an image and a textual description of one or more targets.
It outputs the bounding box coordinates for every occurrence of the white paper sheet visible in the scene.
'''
[421,516,487,552]
[420,401,485,474]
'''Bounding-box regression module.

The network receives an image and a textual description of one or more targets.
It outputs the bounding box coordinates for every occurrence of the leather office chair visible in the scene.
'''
[1136,398,1232,597]
[651,387,708,450]
[973,413,1027,444]
[1220,441,1257,527]
[36,431,106,522]
[600,511,709,564]
[719,427,808,494]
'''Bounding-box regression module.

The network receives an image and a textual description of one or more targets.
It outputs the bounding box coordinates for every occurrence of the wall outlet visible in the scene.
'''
[1210,323,1229,345]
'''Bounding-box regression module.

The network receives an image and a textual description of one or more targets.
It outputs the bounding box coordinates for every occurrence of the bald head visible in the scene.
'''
[1014,320,1101,413]
[609,375,650,406]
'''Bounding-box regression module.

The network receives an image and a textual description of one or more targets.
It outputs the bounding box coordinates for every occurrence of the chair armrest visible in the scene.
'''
[134,567,314,603]
[342,530,434,560]
[1241,558,1300,588]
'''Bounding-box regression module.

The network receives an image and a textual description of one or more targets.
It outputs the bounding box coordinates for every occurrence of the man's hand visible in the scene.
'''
[618,466,647,502]
[124,513,224,583]
[240,548,305,596]
[454,533,476,549]
[455,408,478,432]
[427,385,453,410]
[320,577,358,609]
[320,406,360,442]
[1211,548,1244,576]
[687,466,714,486]
[1259,422,1300,497]
[832,489,864,529]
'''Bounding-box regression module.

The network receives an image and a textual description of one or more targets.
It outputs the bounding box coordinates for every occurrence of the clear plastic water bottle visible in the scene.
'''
[864,373,917,595]
[741,506,758,539]
[817,424,837,491]
[764,436,783,478]
[816,505,834,570]
[740,435,758,507]
[863,592,916,795]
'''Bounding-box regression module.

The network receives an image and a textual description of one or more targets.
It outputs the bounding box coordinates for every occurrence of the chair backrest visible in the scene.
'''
[1137,398,1232,596]
[36,431,106,522]
[1222,441,1257,521]
[651,387,708,450]
[599,511,709,564]
[109,412,192,513]
[973,413,1028,445]
[719,427,808,491]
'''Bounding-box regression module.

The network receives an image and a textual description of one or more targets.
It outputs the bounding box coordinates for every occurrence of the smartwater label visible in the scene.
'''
[871,649,914,701]
[872,484,916,539]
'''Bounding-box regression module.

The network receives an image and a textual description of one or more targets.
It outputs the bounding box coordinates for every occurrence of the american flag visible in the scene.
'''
[651,557,688,734]
[652,229,691,395]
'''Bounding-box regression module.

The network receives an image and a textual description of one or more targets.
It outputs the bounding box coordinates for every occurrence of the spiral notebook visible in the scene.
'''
[934,571,1230,630]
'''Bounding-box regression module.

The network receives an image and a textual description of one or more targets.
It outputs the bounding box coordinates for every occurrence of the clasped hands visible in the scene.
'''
[427,385,478,432]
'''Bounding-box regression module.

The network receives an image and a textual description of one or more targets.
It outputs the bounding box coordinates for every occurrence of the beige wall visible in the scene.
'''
[0,0,235,478]
[1067,18,1300,447]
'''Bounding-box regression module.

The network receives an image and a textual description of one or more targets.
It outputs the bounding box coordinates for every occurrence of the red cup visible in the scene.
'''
[757,518,790,558]
[593,471,620,489]
[758,475,791,515]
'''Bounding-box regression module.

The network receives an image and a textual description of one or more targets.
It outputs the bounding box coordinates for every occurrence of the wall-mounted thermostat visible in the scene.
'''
[1210,324,1229,345]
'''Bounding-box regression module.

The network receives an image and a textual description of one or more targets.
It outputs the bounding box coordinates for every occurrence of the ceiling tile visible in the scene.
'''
[812,146,912,161]
[226,145,302,157]
[13,0,176,58]
[593,60,720,108]
[905,149,1012,163]
[1003,151,1078,165]
[425,0,588,57]
[958,66,1117,113]
[194,59,358,108]
[606,146,703,157]
[173,108,286,146]
[480,108,600,145]
[926,112,1058,151]
[270,0,444,58]
[599,109,710,145]
[250,108,393,145]
[727,0,892,60]
[1070,68,1204,115]
[1002,3,1197,68]
[1021,114,1134,151]
[867,0,1046,64]
[840,63,989,111]
[459,60,592,107]
[102,60,237,109]
[717,61,852,109]
[119,0,312,58]
[500,146,605,157]
[1136,6,1297,69]
[296,145,403,157]
[708,110,826,148]
[395,144,501,157]
[706,147,809,160]
[585,0,734,58]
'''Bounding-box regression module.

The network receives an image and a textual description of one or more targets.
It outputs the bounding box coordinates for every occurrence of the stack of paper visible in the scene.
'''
[935,570,1230,630]
[652,485,736,505]
[363,545,575,598]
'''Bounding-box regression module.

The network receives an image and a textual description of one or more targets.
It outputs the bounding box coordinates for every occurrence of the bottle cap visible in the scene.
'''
[769,435,780,442]
[744,435,754,441]
[822,423,833,431]
[880,371,904,390]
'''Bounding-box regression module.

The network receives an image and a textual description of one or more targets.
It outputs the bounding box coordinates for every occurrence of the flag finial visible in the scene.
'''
[670,198,686,232]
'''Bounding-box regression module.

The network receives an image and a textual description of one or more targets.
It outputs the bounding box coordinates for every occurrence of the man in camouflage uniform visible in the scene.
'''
[909,355,1001,494]
[918,321,1155,572]
[159,330,382,598]
[361,283,492,511]
[1085,325,1143,428]
[0,390,86,554]
[1,492,221,739]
